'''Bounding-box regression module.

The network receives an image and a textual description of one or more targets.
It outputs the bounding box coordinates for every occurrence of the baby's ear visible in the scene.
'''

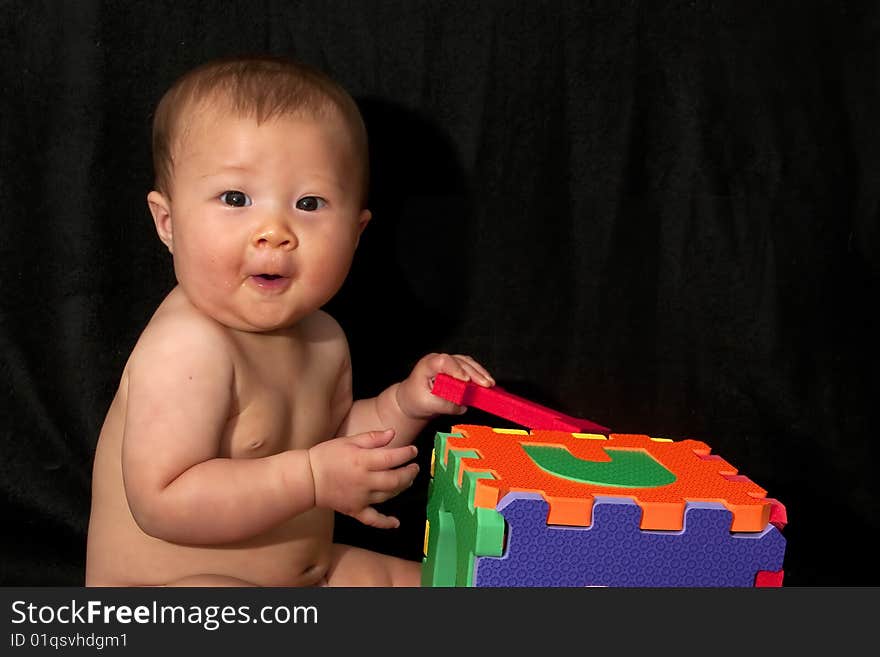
[355,209,372,247]
[147,191,174,253]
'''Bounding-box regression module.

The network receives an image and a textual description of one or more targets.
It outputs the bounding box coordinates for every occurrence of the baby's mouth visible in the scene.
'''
[249,273,291,292]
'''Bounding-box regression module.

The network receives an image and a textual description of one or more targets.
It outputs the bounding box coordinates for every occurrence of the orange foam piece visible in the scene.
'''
[443,425,773,532]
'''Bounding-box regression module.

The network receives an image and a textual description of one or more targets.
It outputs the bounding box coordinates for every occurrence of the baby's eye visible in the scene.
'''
[219,190,252,207]
[295,196,327,212]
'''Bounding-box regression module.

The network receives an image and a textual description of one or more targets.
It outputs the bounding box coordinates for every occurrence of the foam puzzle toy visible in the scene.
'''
[423,377,787,587]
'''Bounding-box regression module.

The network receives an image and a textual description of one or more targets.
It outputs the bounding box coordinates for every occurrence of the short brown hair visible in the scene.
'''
[151,55,369,203]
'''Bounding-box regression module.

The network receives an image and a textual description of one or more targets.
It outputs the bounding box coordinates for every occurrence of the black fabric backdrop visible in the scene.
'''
[1,0,877,586]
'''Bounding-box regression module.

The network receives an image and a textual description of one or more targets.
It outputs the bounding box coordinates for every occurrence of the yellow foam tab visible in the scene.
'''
[423,520,430,557]
[650,437,674,443]
[572,432,608,440]
[493,428,529,435]
[430,449,436,477]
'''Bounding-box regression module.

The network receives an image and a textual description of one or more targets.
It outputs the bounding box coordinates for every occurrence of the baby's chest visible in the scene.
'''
[221,378,336,459]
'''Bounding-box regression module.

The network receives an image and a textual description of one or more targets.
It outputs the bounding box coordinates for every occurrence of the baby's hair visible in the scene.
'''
[151,54,369,203]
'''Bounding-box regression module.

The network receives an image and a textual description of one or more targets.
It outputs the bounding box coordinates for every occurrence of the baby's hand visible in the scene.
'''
[396,353,495,420]
[307,429,419,529]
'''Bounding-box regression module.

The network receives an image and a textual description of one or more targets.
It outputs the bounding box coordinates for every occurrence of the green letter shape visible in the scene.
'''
[521,445,675,488]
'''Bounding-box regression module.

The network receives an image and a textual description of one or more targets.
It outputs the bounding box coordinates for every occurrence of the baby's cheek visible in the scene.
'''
[178,248,237,294]
[313,241,356,282]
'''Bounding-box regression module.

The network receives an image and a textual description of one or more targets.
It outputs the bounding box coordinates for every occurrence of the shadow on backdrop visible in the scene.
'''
[325,98,474,561]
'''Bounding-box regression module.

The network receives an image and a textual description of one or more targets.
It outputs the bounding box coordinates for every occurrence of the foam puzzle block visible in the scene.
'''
[422,425,787,587]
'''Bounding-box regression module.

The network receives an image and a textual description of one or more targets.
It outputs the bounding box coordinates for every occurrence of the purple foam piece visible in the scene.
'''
[473,493,786,587]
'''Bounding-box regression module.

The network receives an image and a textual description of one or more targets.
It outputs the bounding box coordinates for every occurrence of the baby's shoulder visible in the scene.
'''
[296,310,352,378]
[299,310,349,351]
[128,295,234,376]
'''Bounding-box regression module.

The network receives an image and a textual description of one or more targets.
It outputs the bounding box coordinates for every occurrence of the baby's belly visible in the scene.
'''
[87,506,335,587]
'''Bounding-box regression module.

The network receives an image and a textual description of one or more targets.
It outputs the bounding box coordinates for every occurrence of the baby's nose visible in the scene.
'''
[253,226,298,250]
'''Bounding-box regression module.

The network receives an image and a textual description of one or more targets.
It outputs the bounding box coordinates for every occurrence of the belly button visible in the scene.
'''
[301,564,324,580]
[248,439,265,450]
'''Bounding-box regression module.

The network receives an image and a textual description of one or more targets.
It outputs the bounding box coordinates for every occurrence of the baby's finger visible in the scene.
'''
[349,428,395,449]
[454,355,494,386]
[367,485,410,505]
[370,463,419,493]
[355,506,400,529]
[368,489,395,505]
[429,353,470,382]
[366,445,418,471]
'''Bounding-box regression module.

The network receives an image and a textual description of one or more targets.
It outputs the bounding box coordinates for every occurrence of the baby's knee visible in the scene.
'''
[388,557,421,587]
[327,544,421,587]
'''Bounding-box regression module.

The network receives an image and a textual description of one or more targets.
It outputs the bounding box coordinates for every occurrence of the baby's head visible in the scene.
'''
[152,55,369,204]
[147,56,373,332]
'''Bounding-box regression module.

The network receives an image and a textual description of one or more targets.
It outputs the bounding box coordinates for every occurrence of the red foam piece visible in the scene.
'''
[431,373,610,434]
[755,569,785,587]
[767,498,788,531]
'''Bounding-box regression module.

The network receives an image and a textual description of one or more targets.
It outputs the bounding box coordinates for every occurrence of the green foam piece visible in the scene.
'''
[422,433,506,587]
[522,445,676,488]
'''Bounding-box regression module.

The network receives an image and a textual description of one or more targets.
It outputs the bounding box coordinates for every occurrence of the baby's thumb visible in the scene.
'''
[356,506,400,529]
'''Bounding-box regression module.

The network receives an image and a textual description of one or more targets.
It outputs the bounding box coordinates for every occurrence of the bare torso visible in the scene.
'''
[85,288,349,586]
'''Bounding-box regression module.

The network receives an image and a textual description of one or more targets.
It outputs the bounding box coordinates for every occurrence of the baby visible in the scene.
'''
[85,55,494,587]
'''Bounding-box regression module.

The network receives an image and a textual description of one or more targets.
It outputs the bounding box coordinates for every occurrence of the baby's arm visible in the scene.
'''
[121,318,317,545]
[338,353,495,448]
[122,314,420,541]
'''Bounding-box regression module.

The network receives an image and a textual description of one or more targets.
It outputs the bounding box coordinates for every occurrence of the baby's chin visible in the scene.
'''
[196,303,309,334]
[182,284,335,333]
[227,312,307,334]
